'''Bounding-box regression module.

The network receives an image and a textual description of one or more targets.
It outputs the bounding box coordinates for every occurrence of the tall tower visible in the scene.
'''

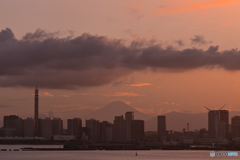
[34,86,39,136]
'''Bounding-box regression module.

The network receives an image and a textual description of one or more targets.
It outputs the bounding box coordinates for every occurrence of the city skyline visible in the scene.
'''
[0,87,238,132]
[2,0,240,126]
[1,92,239,146]
[2,85,240,133]
[1,86,240,150]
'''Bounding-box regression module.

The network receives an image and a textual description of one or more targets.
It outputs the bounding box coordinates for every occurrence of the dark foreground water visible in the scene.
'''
[0,145,239,160]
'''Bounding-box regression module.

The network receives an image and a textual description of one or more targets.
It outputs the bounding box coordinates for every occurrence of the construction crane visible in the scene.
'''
[204,104,226,150]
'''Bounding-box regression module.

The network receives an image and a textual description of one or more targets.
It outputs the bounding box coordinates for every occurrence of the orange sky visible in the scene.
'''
[1,0,240,121]
[155,0,236,15]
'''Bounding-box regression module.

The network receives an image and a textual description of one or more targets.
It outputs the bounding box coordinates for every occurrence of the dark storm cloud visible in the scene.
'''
[0,28,16,42]
[22,29,59,41]
[0,28,132,89]
[0,28,240,89]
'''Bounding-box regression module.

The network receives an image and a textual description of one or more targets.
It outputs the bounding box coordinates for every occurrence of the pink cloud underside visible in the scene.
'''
[39,92,53,97]
[80,92,145,97]
[125,83,152,87]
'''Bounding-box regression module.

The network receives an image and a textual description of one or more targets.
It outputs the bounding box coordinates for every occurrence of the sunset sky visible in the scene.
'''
[1,0,240,122]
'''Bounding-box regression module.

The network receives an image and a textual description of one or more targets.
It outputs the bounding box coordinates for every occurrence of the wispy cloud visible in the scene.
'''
[39,92,53,97]
[80,92,144,97]
[80,93,96,96]
[125,83,151,87]
[135,107,154,114]
[155,0,235,15]
[175,40,185,47]
[109,99,131,105]
[101,92,145,97]
[52,104,99,111]
[60,93,76,98]
[135,107,163,115]
[52,104,79,109]
[165,109,180,113]
[127,3,144,19]
[129,3,142,13]
[159,101,180,106]
[6,98,30,102]
[191,35,212,45]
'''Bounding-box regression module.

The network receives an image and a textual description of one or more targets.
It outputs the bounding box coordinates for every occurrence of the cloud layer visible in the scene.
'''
[0,28,240,89]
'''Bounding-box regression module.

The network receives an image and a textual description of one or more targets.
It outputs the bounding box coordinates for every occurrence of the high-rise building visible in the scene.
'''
[113,112,144,142]
[67,118,82,140]
[208,111,217,137]
[3,115,19,128]
[218,121,227,138]
[34,86,39,137]
[86,119,100,142]
[39,118,52,139]
[82,127,91,142]
[158,115,166,141]
[219,110,229,137]
[125,112,134,121]
[231,116,240,140]
[4,117,24,137]
[208,110,229,138]
[52,118,63,135]
[114,115,124,121]
[100,121,112,142]
[0,128,4,137]
[125,112,134,141]
[24,118,35,137]
[131,120,144,141]
[113,115,127,142]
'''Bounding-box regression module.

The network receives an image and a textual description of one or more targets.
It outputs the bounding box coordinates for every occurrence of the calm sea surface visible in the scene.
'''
[0,145,239,160]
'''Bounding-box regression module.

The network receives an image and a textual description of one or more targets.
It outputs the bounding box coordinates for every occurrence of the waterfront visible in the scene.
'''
[0,146,239,160]
[0,144,63,150]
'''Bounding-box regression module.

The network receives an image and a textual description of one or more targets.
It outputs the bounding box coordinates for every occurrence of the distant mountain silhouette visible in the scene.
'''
[77,101,240,132]
[86,101,151,123]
